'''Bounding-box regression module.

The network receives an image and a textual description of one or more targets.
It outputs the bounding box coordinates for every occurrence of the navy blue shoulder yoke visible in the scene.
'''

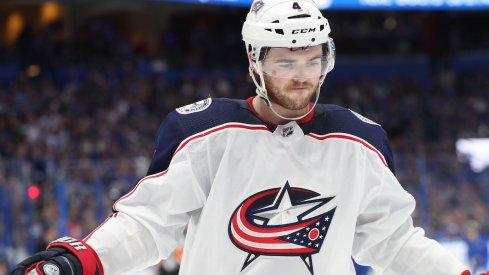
[146,98,395,175]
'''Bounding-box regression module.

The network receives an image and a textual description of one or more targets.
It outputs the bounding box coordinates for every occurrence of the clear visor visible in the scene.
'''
[260,43,331,79]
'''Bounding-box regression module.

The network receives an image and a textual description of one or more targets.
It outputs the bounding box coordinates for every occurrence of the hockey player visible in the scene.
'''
[11,0,489,274]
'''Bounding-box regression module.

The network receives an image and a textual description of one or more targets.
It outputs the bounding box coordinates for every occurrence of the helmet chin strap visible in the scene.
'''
[249,64,326,122]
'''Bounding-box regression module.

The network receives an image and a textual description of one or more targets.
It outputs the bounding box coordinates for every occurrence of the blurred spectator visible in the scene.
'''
[465,221,488,274]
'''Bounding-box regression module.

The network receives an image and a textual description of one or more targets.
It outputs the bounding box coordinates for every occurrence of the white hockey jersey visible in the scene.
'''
[85,97,467,275]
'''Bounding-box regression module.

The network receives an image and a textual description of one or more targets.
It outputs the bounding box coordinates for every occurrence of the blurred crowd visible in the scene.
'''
[1,8,489,274]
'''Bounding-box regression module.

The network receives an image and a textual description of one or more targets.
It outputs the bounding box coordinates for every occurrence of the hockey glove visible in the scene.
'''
[11,236,103,275]
[461,271,489,275]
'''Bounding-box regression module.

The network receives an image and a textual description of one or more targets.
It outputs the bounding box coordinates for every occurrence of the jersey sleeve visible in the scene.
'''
[147,112,186,175]
[84,114,207,274]
[351,161,466,274]
[378,127,395,174]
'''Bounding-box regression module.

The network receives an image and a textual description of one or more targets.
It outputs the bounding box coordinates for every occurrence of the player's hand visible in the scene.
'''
[461,271,489,275]
[10,247,80,275]
[10,236,103,275]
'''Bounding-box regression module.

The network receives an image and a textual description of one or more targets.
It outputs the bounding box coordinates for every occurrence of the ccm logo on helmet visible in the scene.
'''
[292,28,316,34]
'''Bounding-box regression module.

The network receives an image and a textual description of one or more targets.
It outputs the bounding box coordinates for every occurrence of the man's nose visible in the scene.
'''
[291,78,308,85]
[292,66,309,80]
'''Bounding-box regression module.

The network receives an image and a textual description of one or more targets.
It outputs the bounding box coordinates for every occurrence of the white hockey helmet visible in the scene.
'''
[242,0,335,120]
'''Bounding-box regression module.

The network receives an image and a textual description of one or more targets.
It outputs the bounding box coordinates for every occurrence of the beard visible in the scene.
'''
[264,76,319,110]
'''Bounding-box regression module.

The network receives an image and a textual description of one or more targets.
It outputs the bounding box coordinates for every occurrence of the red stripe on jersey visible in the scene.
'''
[307,133,388,167]
[232,207,319,243]
[174,123,270,156]
[85,170,168,241]
[231,216,287,244]
[84,216,111,241]
[231,233,315,254]
[112,169,168,210]
[86,124,269,240]
[239,194,320,234]
[115,123,267,210]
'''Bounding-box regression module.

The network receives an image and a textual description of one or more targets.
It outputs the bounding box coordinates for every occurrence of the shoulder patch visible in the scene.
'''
[349,109,380,126]
[176,98,212,114]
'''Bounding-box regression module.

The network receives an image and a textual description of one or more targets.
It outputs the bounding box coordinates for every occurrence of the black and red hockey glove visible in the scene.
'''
[11,236,103,275]
[461,271,489,275]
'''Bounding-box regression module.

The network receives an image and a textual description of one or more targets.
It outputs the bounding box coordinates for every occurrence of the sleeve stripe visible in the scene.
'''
[307,132,388,167]
[84,216,111,242]
[116,123,267,211]
[173,123,270,156]
[112,169,169,211]
[84,170,169,241]
[85,123,269,241]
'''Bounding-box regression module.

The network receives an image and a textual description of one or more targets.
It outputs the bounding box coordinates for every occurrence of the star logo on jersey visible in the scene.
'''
[228,181,337,275]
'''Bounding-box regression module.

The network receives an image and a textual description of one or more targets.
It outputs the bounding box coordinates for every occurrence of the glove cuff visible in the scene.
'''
[24,260,46,275]
[47,237,104,275]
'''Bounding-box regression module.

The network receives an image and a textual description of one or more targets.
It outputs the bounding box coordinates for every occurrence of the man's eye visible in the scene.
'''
[278,63,293,68]
[307,61,320,67]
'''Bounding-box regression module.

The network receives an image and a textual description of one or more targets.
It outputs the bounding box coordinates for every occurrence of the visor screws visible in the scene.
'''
[312,38,315,42]
[292,39,296,44]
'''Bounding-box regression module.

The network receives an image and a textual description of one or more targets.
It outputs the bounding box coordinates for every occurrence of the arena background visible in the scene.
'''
[0,0,489,274]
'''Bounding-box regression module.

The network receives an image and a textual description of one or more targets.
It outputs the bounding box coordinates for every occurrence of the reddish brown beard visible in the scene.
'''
[264,77,319,111]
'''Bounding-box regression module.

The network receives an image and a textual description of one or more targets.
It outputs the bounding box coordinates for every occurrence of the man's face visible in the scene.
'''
[262,45,323,111]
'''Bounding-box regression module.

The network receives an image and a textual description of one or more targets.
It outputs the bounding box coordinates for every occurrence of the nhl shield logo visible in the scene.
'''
[228,181,337,275]
[281,126,294,137]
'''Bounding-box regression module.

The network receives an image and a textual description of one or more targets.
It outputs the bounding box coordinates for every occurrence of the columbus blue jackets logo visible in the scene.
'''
[228,181,337,275]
